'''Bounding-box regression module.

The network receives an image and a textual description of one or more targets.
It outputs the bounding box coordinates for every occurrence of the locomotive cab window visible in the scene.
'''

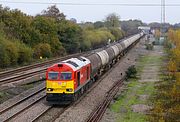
[48,72,59,80]
[60,72,72,80]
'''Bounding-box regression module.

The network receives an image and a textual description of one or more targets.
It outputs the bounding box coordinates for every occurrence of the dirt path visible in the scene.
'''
[101,45,165,122]
[139,46,164,83]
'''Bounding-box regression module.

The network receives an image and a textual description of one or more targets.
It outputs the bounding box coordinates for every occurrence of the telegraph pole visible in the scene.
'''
[161,0,165,36]
[161,0,163,24]
[163,0,165,24]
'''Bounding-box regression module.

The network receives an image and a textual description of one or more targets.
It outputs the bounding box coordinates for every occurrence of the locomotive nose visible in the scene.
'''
[61,82,66,86]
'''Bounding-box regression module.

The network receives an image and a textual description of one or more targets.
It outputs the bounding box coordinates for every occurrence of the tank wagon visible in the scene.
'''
[46,32,144,104]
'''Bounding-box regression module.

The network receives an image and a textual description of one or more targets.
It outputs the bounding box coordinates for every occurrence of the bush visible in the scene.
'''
[126,65,137,78]
[0,44,11,67]
[17,42,33,64]
[164,40,173,49]
[0,39,19,67]
[82,29,115,50]
[48,36,66,56]
[145,43,154,50]
[109,27,124,40]
[3,41,19,65]
[33,43,52,58]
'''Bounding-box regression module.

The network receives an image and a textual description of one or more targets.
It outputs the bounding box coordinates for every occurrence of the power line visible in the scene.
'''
[0,1,180,6]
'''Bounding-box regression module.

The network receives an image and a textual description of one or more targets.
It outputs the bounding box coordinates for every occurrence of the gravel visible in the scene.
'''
[9,99,51,122]
[0,90,45,122]
[0,82,45,112]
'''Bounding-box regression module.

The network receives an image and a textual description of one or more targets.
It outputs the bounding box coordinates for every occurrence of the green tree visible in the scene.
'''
[109,28,124,40]
[80,22,94,30]
[121,19,143,35]
[58,20,82,53]
[0,8,33,45]
[32,16,57,35]
[82,29,115,50]
[32,16,66,56]
[94,21,105,29]
[48,36,66,56]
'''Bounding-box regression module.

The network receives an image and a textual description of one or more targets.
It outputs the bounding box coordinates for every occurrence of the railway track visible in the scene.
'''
[86,78,125,122]
[32,51,128,122]
[0,53,87,86]
[0,69,45,85]
[0,81,69,122]
[0,53,83,80]
[0,83,46,122]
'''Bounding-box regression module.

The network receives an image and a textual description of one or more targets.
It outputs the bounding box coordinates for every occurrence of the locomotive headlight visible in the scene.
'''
[47,88,53,91]
[66,88,73,92]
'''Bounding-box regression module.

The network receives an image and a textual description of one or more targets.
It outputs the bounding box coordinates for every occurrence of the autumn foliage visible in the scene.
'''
[150,29,180,121]
[168,29,180,72]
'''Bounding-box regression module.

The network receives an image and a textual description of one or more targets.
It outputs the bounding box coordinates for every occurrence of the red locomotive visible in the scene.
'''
[46,57,91,104]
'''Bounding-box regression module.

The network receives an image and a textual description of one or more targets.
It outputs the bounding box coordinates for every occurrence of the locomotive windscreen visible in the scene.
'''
[48,72,59,80]
[60,72,72,80]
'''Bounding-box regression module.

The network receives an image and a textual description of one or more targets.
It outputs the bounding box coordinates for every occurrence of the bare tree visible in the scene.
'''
[105,13,120,28]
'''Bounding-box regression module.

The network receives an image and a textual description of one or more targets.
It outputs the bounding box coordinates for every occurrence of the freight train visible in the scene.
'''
[46,32,144,104]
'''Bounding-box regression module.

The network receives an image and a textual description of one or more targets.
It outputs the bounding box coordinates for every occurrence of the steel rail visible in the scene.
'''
[86,78,124,122]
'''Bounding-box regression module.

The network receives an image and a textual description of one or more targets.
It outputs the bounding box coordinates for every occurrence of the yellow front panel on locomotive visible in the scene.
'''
[46,80,74,94]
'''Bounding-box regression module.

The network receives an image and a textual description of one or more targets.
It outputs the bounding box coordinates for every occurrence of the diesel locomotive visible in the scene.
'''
[46,32,144,104]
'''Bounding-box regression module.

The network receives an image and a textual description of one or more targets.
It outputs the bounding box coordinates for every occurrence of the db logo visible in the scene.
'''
[80,74,83,79]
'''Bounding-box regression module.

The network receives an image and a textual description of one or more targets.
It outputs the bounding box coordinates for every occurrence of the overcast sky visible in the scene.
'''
[0,0,180,24]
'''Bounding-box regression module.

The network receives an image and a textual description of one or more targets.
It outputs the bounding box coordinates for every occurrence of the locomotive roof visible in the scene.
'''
[60,56,90,71]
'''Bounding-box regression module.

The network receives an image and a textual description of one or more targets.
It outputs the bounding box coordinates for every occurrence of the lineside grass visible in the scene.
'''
[110,52,163,122]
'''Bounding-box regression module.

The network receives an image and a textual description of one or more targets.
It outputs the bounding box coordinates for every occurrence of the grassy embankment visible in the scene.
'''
[110,53,163,122]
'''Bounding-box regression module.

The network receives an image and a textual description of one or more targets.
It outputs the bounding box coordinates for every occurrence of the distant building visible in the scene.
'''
[138,26,151,34]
